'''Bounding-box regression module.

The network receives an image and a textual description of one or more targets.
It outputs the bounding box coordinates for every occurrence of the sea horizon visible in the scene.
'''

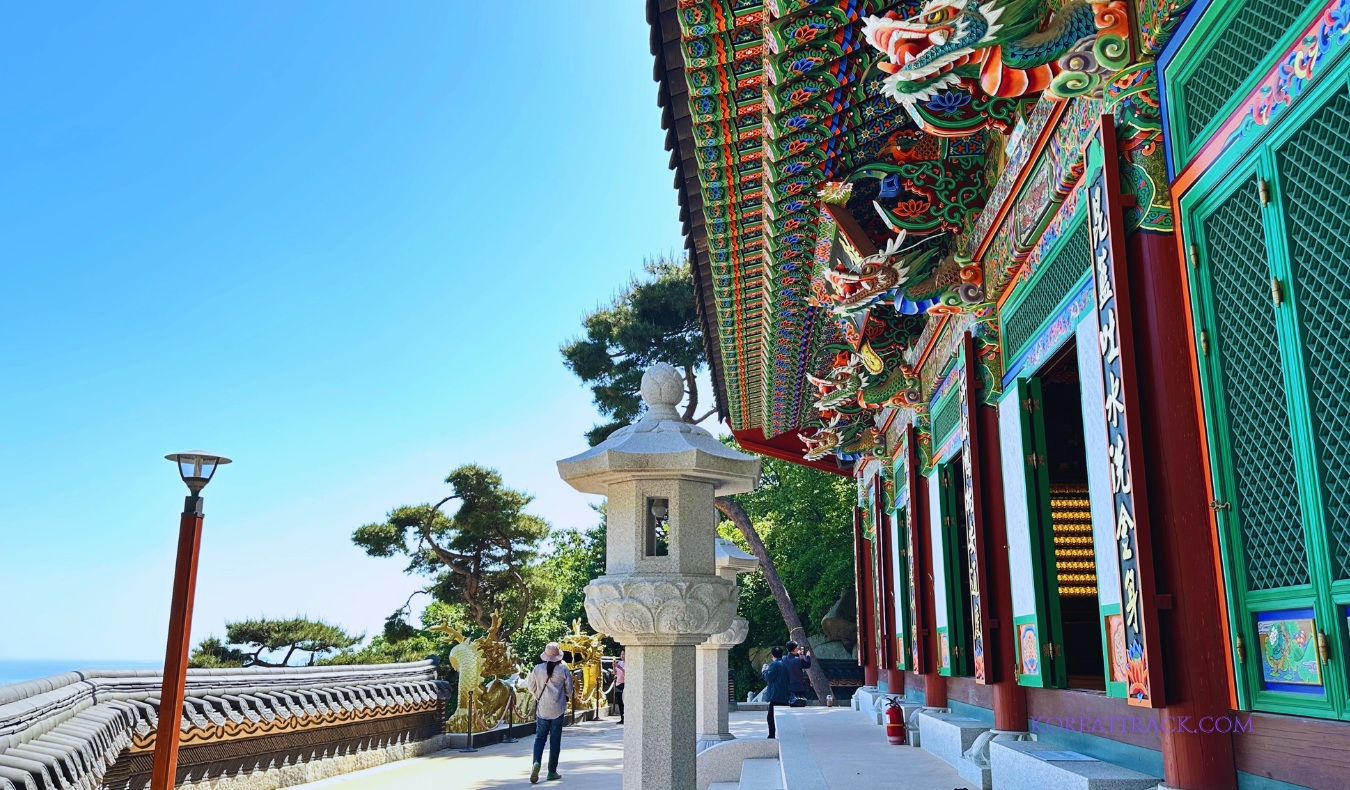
[0,658,162,686]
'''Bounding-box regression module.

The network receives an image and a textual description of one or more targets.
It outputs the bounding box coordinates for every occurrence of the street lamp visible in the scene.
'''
[150,451,230,790]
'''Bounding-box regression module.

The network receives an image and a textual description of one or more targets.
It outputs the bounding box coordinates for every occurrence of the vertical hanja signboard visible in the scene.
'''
[1087,119,1164,707]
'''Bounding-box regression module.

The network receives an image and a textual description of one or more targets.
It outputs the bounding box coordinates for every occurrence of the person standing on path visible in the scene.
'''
[613,650,626,725]
[783,640,815,703]
[760,646,791,739]
[526,642,575,784]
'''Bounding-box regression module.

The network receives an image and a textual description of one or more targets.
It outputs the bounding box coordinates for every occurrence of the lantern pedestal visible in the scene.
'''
[696,616,748,745]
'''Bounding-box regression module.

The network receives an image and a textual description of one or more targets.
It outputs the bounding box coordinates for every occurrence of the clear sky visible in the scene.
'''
[0,2,689,662]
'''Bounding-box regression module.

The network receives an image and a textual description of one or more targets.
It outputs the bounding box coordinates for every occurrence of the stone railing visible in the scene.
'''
[0,661,449,790]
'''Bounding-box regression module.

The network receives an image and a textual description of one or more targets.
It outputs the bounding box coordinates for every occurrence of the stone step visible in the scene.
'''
[738,757,786,790]
[708,783,740,790]
[990,740,1160,790]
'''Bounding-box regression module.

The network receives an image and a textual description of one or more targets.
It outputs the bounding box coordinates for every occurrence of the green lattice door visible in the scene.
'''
[1011,377,1068,689]
[1184,73,1350,720]
[938,461,971,677]
[892,505,912,671]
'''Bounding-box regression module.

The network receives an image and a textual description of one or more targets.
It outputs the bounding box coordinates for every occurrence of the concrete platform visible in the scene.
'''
[781,707,974,789]
[990,739,1161,790]
[289,707,975,790]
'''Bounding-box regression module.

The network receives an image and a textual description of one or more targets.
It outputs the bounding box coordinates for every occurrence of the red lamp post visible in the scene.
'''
[149,451,230,790]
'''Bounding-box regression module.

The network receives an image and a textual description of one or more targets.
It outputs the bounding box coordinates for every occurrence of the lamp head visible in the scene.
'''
[165,451,231,494]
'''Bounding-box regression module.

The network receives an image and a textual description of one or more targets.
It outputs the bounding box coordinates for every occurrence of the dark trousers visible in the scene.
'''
[533,715,564,772]
[766,702,779,739]
[614,683,625,718]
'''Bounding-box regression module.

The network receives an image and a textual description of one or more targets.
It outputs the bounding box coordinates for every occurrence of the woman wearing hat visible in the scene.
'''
[525,642,574,783]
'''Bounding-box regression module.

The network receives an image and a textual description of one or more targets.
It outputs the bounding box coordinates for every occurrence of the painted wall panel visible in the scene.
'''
[928,472,948,630]
[1077,317,1123,607]
[999,391,1039,620]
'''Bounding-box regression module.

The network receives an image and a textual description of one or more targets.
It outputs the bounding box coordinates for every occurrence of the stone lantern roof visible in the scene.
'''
[557,363,761,497]
[714,538,758,576]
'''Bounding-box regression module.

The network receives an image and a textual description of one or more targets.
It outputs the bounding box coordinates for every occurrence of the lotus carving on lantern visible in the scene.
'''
[584,576,738,643]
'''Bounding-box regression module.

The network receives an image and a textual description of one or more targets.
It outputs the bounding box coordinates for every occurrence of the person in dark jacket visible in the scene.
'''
[783,640,815,703]
[760,646,792,738]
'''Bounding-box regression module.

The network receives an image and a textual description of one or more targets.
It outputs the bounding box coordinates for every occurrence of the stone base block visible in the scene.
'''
[697,732,737,752]
[990,739,1161,790]
[851,685,881,713]
[917,710,992,789]
[850,686,908,724]
[738,702,769,712]
[897,703,928,746]
[696,737,779,790]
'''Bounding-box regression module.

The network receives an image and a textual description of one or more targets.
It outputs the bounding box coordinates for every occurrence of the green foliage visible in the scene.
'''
[190,616,363,668]
[352,464,550,633]
[188,637,248,669]
[561,256,705,444]
[320,602,457,683]
[508,510,608,663]
[717,454,854,696]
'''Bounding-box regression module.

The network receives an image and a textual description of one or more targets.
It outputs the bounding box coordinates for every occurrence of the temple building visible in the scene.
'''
[648,0,1350,787]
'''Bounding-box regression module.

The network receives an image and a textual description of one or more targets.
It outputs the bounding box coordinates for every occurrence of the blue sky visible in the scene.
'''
[0,2,689,662]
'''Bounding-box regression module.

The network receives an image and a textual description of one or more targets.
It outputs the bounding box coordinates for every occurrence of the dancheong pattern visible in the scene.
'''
[669,0,1188,442]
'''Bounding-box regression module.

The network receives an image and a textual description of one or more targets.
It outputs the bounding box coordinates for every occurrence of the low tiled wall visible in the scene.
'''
[0,661,449,790]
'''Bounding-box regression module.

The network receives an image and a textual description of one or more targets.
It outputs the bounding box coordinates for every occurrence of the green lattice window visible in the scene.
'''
[1276,89,1350,582]
[1183,72,1350,720]
[1178,0,1308,142]
[1201,174,1308,591]
[1001,219,1092,360]
[932,390,962,447]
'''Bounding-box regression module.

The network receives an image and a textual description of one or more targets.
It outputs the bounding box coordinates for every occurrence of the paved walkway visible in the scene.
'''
[296,708,972,789]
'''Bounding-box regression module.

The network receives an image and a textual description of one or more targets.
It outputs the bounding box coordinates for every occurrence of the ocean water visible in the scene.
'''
[0,659,161,686]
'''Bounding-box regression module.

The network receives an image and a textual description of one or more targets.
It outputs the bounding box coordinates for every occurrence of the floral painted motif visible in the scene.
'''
[1107,614,1128,683]
[1018,623,1040,676]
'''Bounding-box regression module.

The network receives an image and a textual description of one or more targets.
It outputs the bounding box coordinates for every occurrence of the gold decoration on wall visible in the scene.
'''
[1050,484,1098,597]
[560,619,608,708]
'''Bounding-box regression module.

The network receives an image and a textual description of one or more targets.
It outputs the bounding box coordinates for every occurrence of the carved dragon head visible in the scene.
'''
[863,0,1035,105]
[825,230,941,317]
[864,0,1125,126]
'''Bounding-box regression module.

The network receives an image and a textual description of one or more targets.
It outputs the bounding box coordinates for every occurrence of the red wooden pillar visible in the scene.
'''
[1128,231,1236,788]
[976,402,1028,731]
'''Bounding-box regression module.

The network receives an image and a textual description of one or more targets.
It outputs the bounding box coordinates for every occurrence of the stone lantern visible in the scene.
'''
[697,538,757,748]
[557,364,760,790]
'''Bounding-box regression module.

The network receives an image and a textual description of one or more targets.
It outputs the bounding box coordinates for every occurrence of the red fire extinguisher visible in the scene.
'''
[884,700,907,745]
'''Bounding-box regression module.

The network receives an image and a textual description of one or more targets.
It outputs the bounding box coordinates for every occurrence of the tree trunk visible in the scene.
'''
[715,496,834,703]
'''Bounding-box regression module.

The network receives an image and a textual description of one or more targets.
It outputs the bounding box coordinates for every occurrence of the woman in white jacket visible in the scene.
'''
[525,642,574,784]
